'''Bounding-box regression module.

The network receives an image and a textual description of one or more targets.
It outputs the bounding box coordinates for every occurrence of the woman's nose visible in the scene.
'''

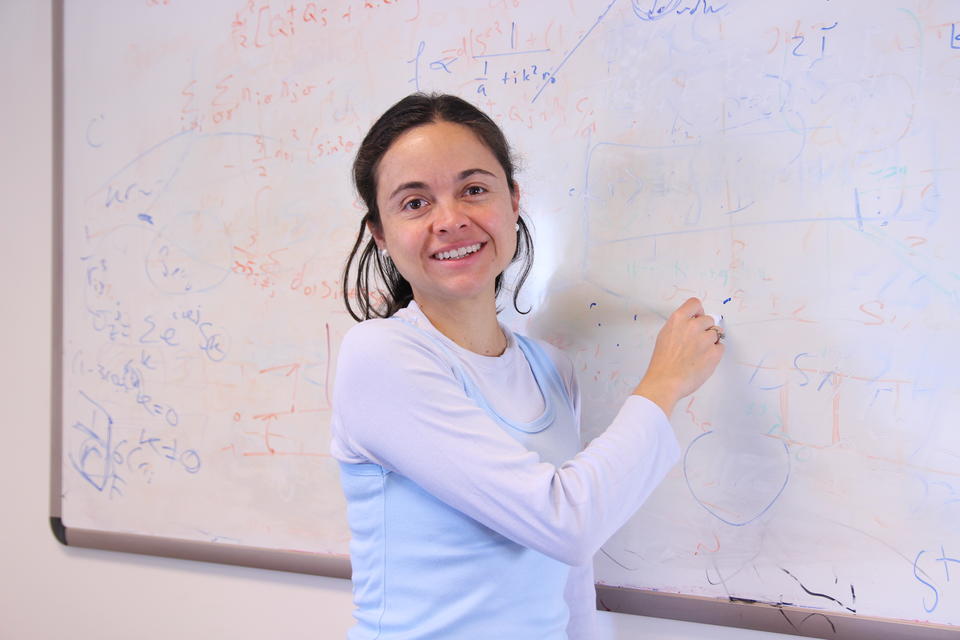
[432,200,469,233]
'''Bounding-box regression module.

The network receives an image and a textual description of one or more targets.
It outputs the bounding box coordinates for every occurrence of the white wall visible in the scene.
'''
[0,2,799,638]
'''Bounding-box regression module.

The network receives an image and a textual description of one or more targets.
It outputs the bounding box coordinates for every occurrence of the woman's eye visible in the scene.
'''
[465,185,487,196]
[403,198,427,211]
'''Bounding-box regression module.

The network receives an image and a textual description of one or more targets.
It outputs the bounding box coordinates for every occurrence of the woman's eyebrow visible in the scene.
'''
[458,168,497,181]
[388,181,428,200]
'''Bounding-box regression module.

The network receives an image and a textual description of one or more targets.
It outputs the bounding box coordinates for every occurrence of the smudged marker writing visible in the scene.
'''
[86,114,105,148]
[781,568,856,613]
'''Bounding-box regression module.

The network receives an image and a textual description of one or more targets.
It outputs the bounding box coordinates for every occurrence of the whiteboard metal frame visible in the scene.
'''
[595,586,957,640]
[50,0,64,547]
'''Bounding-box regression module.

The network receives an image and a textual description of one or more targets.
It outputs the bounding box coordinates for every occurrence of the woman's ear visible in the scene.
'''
[366,219,385,251]
[511,181,521,217]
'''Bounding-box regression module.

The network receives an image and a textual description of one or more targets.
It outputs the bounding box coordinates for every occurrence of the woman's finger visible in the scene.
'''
[706,326,724,345]
[693,315,716,332]
[675,297,705,320]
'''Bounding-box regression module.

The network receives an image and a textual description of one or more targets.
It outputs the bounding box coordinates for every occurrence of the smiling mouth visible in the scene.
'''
[432,242,484,261]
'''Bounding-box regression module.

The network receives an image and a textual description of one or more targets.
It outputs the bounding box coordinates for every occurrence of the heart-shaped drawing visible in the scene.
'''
[683,430,791,526]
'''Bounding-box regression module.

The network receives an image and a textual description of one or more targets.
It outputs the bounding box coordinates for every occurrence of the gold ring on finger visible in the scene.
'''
[709,326,724,345]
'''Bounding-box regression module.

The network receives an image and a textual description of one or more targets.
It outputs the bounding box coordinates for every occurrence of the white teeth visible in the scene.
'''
[434,243,482,260]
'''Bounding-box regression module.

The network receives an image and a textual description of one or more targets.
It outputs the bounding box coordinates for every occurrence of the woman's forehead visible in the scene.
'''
[376,121,504,189]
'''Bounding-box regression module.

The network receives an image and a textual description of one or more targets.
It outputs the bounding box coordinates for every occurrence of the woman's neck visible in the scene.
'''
[416,297,507,356]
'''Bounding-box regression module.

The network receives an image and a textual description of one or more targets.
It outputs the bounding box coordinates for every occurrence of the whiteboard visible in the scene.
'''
[55,1,960,636]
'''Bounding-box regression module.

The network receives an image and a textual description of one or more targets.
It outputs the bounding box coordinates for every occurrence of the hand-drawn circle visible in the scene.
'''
[824,74,914,154]
[145,211,232,295]
[683,430,791,526]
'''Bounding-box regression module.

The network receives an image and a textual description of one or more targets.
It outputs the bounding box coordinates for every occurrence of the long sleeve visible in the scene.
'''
[330,318,680,567]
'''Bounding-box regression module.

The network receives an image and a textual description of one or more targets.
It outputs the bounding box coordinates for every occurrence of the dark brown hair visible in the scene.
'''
[342,92,534,321]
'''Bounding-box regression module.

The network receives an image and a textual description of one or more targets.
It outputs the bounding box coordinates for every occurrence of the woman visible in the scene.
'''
[331,93,723,639]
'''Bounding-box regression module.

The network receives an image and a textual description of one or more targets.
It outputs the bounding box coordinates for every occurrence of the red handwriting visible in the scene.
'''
[230,1,407,50]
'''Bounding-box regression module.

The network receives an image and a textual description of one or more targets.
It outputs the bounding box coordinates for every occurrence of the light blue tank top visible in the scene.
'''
[338,320,581,639]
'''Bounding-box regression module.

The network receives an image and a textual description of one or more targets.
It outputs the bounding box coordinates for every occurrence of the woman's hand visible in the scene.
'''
[633,297,724,417]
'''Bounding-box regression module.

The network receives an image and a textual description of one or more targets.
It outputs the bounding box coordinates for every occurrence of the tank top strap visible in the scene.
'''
[512,333,575,414]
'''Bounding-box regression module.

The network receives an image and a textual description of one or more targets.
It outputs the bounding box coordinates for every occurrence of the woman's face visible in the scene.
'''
[371,120,520,311]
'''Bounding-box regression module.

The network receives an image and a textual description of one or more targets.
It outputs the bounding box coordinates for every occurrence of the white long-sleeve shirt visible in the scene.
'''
[330,302,680,638]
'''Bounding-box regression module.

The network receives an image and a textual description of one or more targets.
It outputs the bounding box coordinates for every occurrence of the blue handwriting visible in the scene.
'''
[96,358,179,427]
[140,314,180,347]
[408,40,426,91]
[914,546,960,613]
[133,428,201,474]
[170,305,229,362]
[87,304,131,342]
[105,181,155,208]
[632,0,727,21]
[69,391,124,498]
[69,390,201,499]
[502,64,555,86]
